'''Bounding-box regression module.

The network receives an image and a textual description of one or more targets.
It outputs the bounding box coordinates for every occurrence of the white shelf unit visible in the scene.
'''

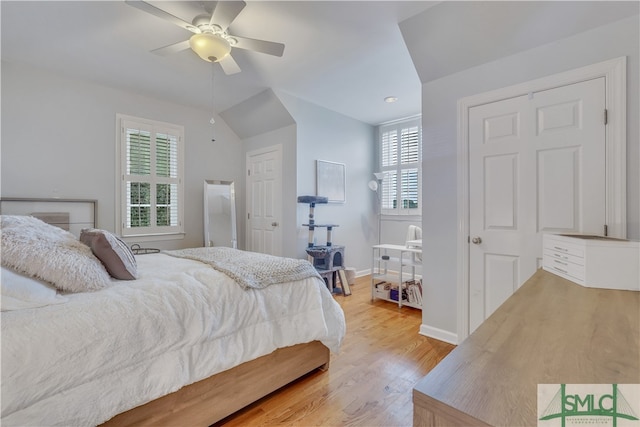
[371,244,422,309]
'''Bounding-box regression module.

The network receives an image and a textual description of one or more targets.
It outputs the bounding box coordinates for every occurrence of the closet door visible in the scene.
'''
[468,78,606,333]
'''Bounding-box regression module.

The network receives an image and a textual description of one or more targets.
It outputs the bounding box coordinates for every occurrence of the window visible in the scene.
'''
[116,114,184,239]
[378,117,422,215]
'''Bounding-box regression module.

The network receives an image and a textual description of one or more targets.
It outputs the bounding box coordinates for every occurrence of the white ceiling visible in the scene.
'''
[401,1,639,83]
[1,1,438,126]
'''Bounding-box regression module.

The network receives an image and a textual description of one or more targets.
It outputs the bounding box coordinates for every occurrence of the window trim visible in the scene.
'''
[378,117,422,216]
[115,114,185,242]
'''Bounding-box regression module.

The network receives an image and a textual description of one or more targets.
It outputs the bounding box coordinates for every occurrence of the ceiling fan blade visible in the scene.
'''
[125,0,198,33]
[219,54,242,75]
[209,1,246,32]
[151,40,191,56]
[231,36,285,57]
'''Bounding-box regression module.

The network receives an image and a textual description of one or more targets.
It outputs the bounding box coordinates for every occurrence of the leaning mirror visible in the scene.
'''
[203,180,237,248]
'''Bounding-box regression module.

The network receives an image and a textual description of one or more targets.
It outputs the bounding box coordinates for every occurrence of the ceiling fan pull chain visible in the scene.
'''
[210,62,216,142]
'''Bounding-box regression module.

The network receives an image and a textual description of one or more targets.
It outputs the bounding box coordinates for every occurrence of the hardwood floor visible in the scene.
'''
[215,276,456,427]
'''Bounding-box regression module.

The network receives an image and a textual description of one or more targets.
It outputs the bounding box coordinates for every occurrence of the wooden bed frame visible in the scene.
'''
[101,341,330,426]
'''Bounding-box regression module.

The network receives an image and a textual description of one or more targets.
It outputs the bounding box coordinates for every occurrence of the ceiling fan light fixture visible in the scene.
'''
[189,33,231,62]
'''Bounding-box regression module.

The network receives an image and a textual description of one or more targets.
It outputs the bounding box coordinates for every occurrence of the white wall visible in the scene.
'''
[406,15,640,338]
[1,61,245,250]
[220,89,296,140]
[379,218,421,246]
[220,89,378,271]
[278,93,378,272]
[222,88,299,257]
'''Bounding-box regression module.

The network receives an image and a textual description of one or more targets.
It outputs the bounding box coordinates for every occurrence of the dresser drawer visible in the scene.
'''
[543,248,584,267]
[543,239,584,259]
[543,253,585,282]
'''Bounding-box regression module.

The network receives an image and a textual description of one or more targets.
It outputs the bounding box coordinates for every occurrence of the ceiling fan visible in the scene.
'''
[125,0,285,75]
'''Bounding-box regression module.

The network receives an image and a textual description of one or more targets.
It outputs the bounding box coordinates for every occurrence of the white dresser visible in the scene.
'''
[543,233,639,291]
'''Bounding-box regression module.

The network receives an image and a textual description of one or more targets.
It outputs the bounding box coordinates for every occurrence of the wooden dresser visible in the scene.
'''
[413,269,640,426]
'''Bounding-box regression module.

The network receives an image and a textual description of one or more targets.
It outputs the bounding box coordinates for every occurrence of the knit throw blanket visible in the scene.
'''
[163,247,321,290]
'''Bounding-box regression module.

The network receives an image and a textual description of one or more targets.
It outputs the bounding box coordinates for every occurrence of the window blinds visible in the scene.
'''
[120,118,183,237]
[379,119,421,214]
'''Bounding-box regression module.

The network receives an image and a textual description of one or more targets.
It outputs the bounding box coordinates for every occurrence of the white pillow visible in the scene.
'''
[1,267,68,311]
[0,215,112,293]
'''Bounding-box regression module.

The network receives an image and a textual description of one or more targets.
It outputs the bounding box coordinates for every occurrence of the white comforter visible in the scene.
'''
[1,254,346,426]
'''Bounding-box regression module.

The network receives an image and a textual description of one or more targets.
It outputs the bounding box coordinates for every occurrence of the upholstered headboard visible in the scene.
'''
[0,198,97,237]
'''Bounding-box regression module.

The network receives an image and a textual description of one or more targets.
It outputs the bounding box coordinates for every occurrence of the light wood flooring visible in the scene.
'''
[215,275,456,427]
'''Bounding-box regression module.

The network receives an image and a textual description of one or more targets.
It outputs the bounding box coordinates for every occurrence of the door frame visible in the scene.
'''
[456,57,627,342]
[245,144,283,255]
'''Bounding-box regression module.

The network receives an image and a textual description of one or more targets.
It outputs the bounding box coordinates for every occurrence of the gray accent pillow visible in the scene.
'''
[0,215,111,293]
[80,229,137,280]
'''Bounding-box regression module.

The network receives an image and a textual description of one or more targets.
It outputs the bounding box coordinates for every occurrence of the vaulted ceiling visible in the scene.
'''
[1,1,436,125]
[3,1,636,127]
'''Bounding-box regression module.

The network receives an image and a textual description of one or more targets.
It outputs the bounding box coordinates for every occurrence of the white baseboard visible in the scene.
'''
[419,324,459,345]
[355,269,371,277]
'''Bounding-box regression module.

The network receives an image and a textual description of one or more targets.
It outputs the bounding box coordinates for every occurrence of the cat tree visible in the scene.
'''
[297,195,346,293]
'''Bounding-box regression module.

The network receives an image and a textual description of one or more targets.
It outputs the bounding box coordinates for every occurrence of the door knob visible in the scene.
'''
[471,236,482,244]
[271,222,279,227]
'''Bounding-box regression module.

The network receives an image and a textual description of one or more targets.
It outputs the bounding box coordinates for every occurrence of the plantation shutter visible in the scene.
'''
[380,129,398,210]
[120,117,184,237]
[154,132,180,228]
[399,125,420,210]
[381,130,398,168]
[379,118,422,215]
[381,170,397,210]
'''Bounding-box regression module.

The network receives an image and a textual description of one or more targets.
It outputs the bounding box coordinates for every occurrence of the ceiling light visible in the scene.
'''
[189,33,231,62]
[384,96,398,103]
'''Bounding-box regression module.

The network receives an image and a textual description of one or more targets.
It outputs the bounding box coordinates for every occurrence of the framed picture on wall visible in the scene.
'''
[316,160,346,203]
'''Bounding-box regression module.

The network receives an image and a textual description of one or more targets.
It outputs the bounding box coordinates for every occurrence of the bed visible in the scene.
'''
[0,205,346,426]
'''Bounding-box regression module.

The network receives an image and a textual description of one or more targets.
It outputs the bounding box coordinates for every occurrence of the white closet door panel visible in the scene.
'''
[484,113,520,142]
[484,254,519,319]
[537,147,580,232]
[484,154,518,230]
[468,77,606,333]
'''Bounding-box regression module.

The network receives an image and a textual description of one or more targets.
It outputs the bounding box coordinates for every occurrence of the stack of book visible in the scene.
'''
[374,281,391,299]
[375,280,423,305]
[404,279,423,305]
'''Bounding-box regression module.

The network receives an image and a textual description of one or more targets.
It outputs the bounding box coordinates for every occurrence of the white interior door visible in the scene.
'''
[246,145,282,256]
[468,78,606,333]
